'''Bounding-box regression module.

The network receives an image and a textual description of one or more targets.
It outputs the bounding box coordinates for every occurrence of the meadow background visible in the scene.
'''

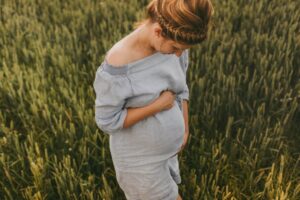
[0,0,299,199]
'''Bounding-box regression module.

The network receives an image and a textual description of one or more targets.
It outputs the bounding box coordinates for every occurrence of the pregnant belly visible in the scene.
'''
[110,101,185,166]
[150,102,185,155]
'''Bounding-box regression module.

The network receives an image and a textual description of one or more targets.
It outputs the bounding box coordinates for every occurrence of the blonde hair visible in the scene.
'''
[134,0,215,45]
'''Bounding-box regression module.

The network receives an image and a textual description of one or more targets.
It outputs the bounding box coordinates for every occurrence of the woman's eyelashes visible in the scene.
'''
[174,46,185,52]
[171,47,180,53]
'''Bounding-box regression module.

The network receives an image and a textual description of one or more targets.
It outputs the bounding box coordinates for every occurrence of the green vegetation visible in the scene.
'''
[0,0,299,199]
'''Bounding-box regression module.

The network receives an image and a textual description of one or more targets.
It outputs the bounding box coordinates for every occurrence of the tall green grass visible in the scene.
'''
[0,0,299,199]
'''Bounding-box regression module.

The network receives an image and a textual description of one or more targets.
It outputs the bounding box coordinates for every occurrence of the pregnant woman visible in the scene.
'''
[93,0,214,199]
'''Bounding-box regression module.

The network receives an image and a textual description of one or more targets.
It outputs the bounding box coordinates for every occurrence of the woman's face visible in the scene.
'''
[152,24,193,57]
[158,39,192,57]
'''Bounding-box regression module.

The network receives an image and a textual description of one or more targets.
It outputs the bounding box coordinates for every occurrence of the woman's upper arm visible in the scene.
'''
[93,64,133,135]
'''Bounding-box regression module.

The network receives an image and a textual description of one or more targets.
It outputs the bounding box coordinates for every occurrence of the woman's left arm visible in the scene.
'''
[179,99,189,153]
[182,100,189,133]
[178,49,190,152]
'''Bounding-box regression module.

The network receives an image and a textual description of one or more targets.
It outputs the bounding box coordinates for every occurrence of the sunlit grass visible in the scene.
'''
[0,0,299,199]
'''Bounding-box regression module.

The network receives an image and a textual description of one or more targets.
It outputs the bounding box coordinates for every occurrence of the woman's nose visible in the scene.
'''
[175,51,183,57]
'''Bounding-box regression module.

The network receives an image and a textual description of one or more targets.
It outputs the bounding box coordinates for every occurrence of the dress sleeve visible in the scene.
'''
[178,49,190,101]
[93,64,133,135]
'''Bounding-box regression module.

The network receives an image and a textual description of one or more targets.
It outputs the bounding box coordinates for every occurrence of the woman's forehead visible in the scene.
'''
[172,41,193,49]
[163,37,193,49]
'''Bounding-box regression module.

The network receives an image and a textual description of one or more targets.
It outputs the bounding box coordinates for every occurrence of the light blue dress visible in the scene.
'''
[93,49,189,200]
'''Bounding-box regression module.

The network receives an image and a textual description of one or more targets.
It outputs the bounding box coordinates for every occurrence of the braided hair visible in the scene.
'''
[135,0,214,45]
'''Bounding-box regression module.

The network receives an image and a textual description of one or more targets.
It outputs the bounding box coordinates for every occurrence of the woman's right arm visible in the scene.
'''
[123,103,158,128]
[94,65,175,134]
[123,90,176,128]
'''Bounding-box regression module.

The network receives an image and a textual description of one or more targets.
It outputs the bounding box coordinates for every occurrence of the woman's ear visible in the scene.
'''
[153,23,163,38]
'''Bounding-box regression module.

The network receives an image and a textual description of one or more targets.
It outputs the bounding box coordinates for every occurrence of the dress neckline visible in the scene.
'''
[101,51,174,75]
[104,51,161,68]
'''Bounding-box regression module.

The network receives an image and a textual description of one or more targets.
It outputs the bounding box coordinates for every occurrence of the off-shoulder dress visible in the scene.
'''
[93,49,190,200]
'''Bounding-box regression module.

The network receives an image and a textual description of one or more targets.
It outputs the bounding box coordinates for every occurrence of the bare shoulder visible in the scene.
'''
[105,42,132,67]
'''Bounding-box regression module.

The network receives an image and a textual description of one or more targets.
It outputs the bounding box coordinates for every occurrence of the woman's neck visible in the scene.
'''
[126,21,157,56]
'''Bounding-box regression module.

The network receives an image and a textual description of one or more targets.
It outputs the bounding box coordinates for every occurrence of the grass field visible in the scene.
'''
[0,0,299,199]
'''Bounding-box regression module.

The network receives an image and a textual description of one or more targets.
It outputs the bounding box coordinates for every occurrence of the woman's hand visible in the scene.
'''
[152,89,176,113]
